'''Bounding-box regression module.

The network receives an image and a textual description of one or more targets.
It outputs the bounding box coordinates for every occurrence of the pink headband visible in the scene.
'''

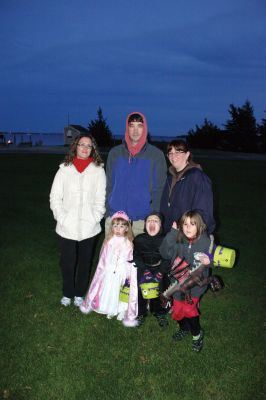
[111,211,130,222]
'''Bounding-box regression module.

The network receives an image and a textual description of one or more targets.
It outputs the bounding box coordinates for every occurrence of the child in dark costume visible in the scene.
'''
[133,212,170,328]
[160,210,214,352]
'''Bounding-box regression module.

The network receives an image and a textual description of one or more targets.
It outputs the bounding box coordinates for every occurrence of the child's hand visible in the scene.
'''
[172,221,178,230]
[155,272,163,283]
[199,254,210,265]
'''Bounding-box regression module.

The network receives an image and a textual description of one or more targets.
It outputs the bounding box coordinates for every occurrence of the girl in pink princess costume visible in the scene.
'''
[80,211,138,327]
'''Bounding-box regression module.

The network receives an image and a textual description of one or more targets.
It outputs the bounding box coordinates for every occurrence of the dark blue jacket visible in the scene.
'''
[160,167,215,234]
[106,142,167,220]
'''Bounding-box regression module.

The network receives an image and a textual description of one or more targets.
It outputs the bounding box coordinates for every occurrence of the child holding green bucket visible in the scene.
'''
[80,211,138,327]
[133,212,170,328]
[160,210,219,352]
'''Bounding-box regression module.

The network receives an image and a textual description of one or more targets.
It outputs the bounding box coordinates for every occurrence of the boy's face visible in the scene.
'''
[146,215,161,236]
[128,121,144,145]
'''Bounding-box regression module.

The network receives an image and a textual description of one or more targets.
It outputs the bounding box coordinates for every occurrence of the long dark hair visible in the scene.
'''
[64,134,103,166]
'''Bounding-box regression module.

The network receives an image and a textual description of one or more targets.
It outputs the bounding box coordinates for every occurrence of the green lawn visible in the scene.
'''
[0,153,265,400]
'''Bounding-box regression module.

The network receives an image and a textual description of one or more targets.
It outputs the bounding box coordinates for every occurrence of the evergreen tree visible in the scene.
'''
[224,100,257,152]
[187,118,223,149]
[258,112,266,152]
[88,107,112,147]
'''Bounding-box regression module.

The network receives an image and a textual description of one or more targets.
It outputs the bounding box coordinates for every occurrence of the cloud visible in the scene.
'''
[0,0,265,133]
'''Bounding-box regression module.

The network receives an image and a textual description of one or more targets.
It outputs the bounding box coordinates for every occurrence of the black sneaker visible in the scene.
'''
[172,329,190,341]
[192,330,204,352]
[154,314,169,328]
[136,315,146,327]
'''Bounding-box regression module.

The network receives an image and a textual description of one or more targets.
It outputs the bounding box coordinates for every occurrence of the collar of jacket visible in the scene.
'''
[168,161,202,182]
[123,140,148,163]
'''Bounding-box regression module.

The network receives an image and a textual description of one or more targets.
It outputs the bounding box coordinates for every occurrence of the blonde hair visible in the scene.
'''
[177,211,206,242]
[105,217,134,242]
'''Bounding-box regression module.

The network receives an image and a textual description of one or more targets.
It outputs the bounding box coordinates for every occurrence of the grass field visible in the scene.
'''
[0,153,265,400]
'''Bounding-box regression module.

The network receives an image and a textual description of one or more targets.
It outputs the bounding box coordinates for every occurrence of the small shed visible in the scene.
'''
[64,125,90,146]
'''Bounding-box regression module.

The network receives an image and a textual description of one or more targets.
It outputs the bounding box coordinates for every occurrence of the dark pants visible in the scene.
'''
[138,288,165,316]
[137,269,167,317]
[179,316,201,336]
[59,236,96,298]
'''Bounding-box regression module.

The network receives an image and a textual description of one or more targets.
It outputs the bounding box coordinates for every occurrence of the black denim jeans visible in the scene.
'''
[59,236,96,298]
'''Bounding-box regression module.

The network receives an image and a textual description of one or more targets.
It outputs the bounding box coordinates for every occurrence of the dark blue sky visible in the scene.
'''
[1,0,265,136]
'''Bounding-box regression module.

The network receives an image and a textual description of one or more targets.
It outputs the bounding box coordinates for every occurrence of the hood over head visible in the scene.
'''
[144,211,164,236]
[125,111,147,157]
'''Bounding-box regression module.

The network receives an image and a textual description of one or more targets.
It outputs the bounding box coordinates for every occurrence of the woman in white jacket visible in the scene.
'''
[50,134,106,307]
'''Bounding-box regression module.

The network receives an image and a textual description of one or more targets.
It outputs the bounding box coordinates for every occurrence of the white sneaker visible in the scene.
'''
[117,311,125,321]
[74,296,83,307]
[61,296,71,306]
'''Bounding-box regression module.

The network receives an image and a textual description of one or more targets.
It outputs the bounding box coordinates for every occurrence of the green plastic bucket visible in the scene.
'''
[140,282,159,299]
[119,285,130,303]
[213,245,236,268]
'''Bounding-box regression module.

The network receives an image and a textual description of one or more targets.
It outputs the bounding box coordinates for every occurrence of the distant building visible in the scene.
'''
[64,125,90,146]
[0,133,6,146]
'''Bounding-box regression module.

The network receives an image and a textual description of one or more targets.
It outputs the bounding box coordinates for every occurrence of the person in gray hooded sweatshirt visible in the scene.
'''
[105,112,167,236]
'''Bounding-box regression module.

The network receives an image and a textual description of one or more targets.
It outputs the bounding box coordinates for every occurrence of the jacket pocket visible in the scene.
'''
[80,206,97,225]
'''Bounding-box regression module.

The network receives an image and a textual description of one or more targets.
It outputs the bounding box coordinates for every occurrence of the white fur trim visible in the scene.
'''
[123,319,138,328]
[79,304,92,314]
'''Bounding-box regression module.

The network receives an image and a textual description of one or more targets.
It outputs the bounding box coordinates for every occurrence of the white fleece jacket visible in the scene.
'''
[50,162,106,241]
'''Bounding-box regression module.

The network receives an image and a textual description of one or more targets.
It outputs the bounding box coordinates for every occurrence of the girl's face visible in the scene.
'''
[182,217,198,239]
[76,137,93,160]
[146,215,161,236]
[112,221,128,237]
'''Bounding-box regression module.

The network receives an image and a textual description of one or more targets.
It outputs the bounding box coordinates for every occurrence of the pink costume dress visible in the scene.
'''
[80,236,138,327]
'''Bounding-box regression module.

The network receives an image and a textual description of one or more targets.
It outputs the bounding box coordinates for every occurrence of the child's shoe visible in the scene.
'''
[136,315,146,327]
[172,329,190,341]
[74,296,83,307]
[154,314,169,328]
[192,330,204,352]
[117,311,126,321]
[60,296,71,307]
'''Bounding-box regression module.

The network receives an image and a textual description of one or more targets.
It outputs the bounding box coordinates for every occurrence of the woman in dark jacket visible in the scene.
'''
[160,140,215,234]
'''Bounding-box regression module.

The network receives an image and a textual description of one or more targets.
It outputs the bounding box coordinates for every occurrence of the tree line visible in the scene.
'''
[87,102,266,153]
[187,100,266,153]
